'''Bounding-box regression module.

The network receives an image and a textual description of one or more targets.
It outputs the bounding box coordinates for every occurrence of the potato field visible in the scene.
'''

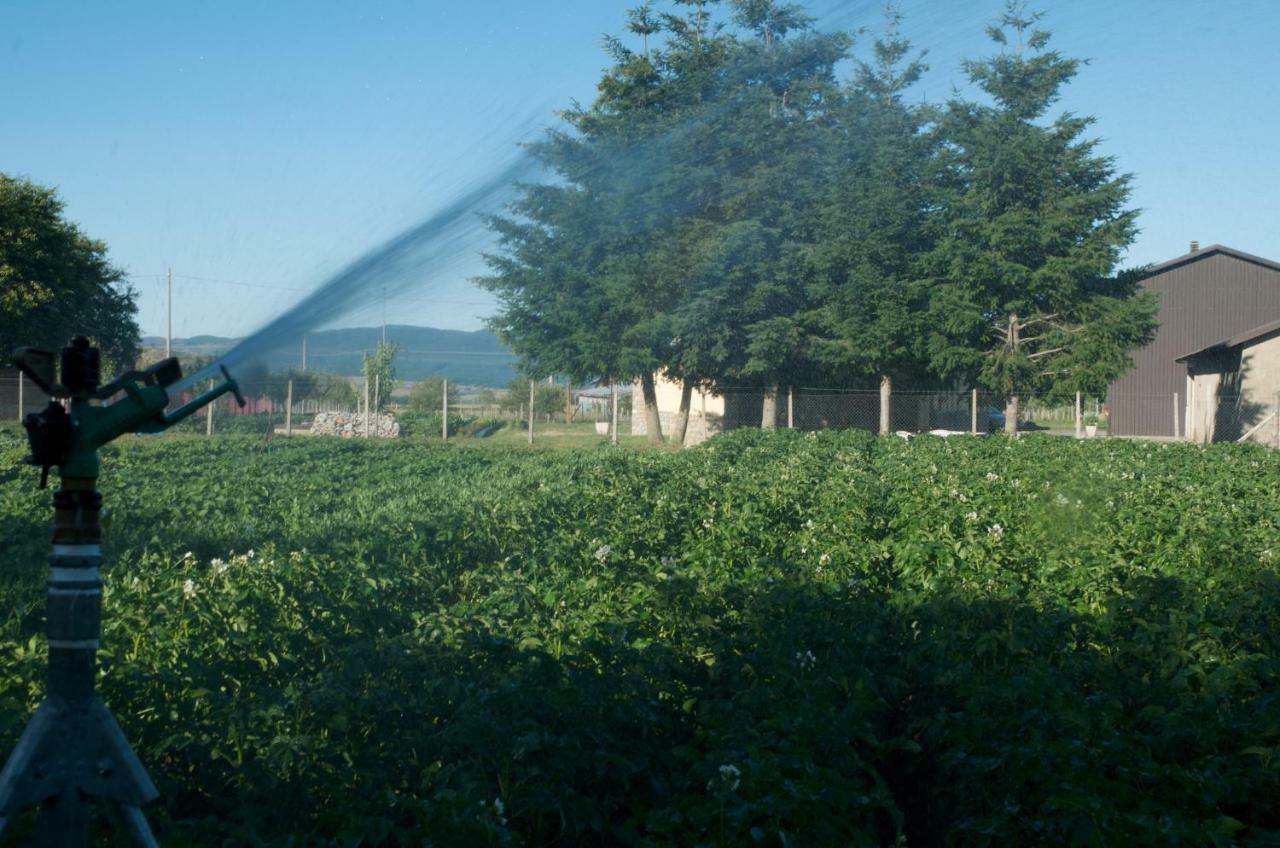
[1,427,1277,846]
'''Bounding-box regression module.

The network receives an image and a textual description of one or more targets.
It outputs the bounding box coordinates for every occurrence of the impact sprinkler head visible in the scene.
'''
[12,339,245,486]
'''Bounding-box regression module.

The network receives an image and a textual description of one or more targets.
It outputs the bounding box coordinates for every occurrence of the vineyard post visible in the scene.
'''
[364,379,371,438]
[442,378,448,441]
[971,389,978,435]
[529,380,535,445]
[1075,391,1082,439]
[285,379,293,436]
[611,382,619,446]
[206,394,214,436]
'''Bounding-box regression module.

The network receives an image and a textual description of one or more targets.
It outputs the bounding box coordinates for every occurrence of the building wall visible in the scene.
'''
[1184,329,1280,445]
[1110,251,1280,437]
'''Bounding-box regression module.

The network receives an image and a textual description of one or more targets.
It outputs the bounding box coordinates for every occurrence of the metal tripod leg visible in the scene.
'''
[0,696,159,846]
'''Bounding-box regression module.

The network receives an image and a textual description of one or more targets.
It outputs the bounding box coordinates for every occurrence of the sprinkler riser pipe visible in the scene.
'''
[47,479,103,704]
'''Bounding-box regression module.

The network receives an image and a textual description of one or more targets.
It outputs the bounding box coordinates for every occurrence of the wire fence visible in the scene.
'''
[6,372,1277,448]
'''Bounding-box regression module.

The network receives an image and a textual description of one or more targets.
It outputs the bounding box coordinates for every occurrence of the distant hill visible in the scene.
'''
[142,325,517,387]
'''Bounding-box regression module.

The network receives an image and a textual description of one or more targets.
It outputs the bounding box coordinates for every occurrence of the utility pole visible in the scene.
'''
[165,267,173,358]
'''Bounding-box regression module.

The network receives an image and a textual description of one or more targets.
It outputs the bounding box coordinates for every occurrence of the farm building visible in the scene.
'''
[1177,318,1280,446]
[1109,243,1280,438]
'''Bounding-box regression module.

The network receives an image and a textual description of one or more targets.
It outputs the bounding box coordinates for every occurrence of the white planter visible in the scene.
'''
[1085,424,1098,438]
[595,422,610,435]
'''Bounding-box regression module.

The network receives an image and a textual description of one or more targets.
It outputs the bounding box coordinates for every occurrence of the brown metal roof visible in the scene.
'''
[1148,244,1280,276]
[1176,317,1280,362]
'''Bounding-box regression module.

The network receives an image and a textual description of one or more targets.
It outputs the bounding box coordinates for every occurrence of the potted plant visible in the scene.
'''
[1084,412,1100,438]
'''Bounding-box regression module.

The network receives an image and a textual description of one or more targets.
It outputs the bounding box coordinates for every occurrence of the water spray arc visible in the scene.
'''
[0,338,245,846]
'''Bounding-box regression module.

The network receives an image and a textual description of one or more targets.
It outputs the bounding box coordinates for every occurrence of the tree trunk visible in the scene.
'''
[1005,312,1021,436]
[879,374,892,435]
[761,383,779,430]
[672,381,694,446]
[641,372,664,443]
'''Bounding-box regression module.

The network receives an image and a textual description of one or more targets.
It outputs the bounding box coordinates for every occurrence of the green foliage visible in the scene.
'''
[0,429,1278,844]
[361,342,398,411]
[481,1,1155,422]
[0,173,140,372]
[923,3,1157,404]
[503,377,565,419]
[406,376,459,416]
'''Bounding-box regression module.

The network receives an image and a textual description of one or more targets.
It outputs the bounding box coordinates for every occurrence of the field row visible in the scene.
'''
[0,429,1277,845]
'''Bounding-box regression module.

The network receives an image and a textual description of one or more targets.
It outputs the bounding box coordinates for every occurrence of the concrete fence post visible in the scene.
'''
[879,375,891,435]
[285,379,293,436]
[611,382,619,445]
[971,389,978,435]
[787,387,794,429]
[528,381,535,446]
[1075,391,1083,439]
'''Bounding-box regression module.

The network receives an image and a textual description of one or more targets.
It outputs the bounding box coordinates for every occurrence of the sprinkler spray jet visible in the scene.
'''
[0,337,244,846]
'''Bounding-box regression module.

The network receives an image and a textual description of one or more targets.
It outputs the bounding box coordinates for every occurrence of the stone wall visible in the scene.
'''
[311,411,400,438]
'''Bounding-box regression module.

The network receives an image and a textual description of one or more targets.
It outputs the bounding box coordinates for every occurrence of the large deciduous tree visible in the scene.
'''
[0,173,140,372]
[924,3,1156,433]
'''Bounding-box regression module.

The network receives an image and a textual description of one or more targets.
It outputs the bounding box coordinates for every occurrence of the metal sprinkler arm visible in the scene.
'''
[154,366,245,430]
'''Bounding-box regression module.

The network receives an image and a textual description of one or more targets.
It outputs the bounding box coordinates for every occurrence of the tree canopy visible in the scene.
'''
[0,173,140,372]
[479,1,1155,436]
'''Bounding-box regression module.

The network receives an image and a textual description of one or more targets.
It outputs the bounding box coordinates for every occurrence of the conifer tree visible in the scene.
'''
[925,3,1156,433]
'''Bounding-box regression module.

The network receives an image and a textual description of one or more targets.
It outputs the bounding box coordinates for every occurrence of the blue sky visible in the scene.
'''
[3,0,1278,339]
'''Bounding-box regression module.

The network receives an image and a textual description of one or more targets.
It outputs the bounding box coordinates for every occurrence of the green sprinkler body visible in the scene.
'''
[0,337,245,847]
[17,337,246,484]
